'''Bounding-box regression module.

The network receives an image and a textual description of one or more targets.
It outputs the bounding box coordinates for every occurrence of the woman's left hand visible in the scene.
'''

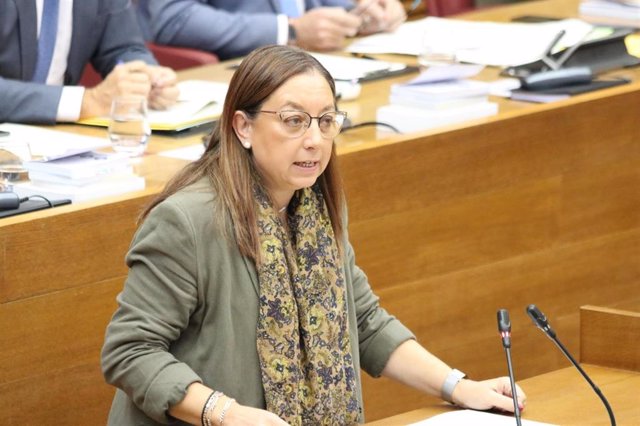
[452,377,527,413]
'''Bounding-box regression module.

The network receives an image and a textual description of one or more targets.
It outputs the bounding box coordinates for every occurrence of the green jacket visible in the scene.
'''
[101,180,414,425]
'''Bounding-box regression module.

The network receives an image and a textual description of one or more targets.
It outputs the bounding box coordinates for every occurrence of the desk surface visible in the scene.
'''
[367,365,640,425]
[1,0,639,424]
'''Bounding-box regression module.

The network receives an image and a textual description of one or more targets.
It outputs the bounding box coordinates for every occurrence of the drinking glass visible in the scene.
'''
[418,31,456,68]
[108,97,151,157]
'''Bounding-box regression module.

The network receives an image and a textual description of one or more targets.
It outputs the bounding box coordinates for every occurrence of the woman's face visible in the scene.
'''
[235,71,336,205]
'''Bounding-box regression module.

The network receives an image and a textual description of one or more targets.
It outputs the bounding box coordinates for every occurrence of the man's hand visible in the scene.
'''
[357,0,406,35]
[146,65,179,110]
[80,60,152,119]
[290,7,361,51]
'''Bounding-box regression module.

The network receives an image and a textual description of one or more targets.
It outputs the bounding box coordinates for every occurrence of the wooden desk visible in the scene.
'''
[367,365,640,426]
[1,0,639,423]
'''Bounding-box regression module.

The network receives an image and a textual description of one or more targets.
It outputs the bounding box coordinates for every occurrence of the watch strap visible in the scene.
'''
[442,368,466,403]
[288,23,297,42]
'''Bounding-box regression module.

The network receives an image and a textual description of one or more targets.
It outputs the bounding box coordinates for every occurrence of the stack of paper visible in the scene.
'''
[15,151,145,203]
[579,0,640,27]
[0,123,110,161]
[376,65,498,133]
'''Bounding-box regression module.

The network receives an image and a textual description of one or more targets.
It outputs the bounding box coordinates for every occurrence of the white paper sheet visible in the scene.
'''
[0,123,109,161]
[405,64,484,85]
[347,17,594,67]
[311,53,408,81]
[408,409,556,426]
[158,144,205,161]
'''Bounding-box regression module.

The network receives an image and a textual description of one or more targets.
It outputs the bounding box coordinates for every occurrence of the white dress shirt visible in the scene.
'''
[277,0,306,45]
[36,0,84,121]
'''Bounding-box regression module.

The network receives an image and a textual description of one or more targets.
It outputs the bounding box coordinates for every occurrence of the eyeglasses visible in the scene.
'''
[250,110,347,139]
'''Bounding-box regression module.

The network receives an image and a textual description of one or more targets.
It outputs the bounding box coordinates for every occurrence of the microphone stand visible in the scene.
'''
[541,328,616,426]
[526,305,616,426]
[497,309,522,426]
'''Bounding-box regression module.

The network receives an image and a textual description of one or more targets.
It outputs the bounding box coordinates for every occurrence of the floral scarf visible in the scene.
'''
[255,185,359,425]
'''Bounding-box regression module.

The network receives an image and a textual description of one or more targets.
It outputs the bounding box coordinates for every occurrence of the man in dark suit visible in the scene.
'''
[136,0,406,60]
[0,0,179,124]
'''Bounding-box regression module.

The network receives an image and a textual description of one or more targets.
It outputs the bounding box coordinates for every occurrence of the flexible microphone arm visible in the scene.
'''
[497,309,522,426]
[525,304,617,426]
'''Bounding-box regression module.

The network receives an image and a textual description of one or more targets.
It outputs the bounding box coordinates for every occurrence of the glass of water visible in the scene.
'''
[108,97,151,157]
[418,30,456,68]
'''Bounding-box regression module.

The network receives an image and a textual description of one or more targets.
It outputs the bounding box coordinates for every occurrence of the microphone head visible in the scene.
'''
[497,309,511,332]
[526,304,548,328]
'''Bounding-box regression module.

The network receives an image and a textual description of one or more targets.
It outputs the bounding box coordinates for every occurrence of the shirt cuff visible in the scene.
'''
[277,14,289,45]
[57,86,86,122]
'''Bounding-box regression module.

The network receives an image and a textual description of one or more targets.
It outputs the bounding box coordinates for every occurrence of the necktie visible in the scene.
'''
[279,0,301,18]
[32,0,60,83]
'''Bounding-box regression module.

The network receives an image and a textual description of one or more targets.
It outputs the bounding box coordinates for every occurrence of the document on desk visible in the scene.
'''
[78,80,228,132]
[347,17,594,67]
[311,53,411,81]
[408,409,555,426]
[159,144,205,162]
[0,123,109,161]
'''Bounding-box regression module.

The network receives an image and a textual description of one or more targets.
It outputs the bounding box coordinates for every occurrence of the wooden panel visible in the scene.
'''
[581,305,640,372]
[0,279,123,424]
[0,278,121,384]
[349,177,561,290]
[0,199,146,303]
[1,364,114,426]
[340,87,640,225]
[560,159,640,243]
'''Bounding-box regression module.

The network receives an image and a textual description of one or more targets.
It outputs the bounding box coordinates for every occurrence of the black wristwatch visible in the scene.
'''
[288,23,297,43]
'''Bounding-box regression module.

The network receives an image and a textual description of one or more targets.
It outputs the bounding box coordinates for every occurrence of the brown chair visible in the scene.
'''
[424,0,477,16]
[79,43,219,87]
[146,42,219,70]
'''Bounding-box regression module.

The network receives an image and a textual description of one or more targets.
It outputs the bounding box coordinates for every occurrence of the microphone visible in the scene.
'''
[0,192,21,210]
[497,309,522,426]
[526,304,617,426]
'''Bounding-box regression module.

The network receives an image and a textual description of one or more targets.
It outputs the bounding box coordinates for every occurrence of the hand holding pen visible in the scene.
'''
[112,60,179,110]
[351,0,406,35]
[289,8,361,51]
[79,60,179,119]
[146,66,179,110]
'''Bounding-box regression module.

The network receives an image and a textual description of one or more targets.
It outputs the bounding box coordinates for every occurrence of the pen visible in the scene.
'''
[351,53,377,60]
[407,0,422,17]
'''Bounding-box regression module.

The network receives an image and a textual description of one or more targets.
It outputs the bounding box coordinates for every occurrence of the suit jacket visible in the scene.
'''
[136,0,355,60]
[101,179,414,425]
[0,0,156,124]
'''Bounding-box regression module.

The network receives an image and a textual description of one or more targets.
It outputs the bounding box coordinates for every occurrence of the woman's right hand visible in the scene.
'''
[219,402,290,426]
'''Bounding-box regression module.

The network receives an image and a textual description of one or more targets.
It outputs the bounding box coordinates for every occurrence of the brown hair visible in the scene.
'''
[141,45,345,262]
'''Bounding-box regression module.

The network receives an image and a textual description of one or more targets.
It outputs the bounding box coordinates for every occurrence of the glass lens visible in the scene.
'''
[279,111,310,136]
[318,112,345,138]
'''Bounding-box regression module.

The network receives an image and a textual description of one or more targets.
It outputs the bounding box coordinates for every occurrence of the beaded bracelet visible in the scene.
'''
[218,397,235,425]
[201,391,223,426]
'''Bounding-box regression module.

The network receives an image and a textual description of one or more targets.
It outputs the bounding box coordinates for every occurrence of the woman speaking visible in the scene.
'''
[101,45,525,426]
